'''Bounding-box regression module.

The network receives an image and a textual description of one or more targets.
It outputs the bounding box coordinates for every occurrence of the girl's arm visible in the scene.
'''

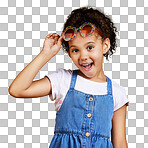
[8,33,63,98]
[111,105,128,148]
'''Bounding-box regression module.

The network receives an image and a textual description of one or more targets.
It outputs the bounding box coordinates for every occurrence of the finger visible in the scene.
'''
[50,34,56,39]
[50,34,59,43]
[57,35,64,46]
[59,35,64,41]
[52,33,58,37]
[60,32,64,36]
[50,36,54,39]
[46,33,58,37]
[52,33,60,39]
[45,33,53,39]
[54,36,59,41]
[53,36,60,44]
[52,33,59,36]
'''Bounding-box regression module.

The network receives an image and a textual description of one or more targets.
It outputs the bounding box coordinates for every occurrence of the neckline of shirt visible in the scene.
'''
[77,74,107,86]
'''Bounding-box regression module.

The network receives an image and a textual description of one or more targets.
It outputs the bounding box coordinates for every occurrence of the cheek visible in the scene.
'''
[93,48,102,57]
[70,55,78,63]
[92,49,104,61]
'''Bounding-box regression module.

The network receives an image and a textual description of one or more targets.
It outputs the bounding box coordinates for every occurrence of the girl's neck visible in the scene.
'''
[77,70,107,83]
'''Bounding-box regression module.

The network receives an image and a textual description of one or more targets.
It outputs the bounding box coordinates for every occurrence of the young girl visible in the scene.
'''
[9,7,129,148]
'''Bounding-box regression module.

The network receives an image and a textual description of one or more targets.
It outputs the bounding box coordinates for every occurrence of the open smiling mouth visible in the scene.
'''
[80,62,94,71]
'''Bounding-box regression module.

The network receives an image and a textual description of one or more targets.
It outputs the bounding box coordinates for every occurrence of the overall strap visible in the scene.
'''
[106,76,112,95]
[70,70,78,89]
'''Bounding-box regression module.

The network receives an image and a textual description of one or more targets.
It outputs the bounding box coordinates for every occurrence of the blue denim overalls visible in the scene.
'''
[49,70,114,148]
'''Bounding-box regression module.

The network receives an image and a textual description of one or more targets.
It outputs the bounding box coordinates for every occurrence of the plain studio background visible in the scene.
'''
[0,0,148,148]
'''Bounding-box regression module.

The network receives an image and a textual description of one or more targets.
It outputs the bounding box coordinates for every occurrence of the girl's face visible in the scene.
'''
[68,32,110,81]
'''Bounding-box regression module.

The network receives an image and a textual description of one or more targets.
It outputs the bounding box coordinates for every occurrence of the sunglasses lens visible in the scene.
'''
[64,29,75,39]
[81,25,92,36]
[63,23,97,41]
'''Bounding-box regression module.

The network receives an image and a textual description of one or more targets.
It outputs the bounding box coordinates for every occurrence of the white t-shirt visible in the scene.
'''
[46,68,129,112]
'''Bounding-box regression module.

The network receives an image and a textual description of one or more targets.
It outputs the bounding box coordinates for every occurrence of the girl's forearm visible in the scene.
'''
[9,51,53,94]
[9,33,63,97]
[112,137,128,148]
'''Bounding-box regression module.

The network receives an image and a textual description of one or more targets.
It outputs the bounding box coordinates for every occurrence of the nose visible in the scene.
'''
[80,50,88,61]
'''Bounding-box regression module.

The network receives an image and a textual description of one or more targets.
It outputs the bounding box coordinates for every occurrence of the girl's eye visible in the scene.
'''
[87,46,94,50]
[72,49,79,53]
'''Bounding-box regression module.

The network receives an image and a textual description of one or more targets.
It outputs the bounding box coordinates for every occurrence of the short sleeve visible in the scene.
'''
[45,68,64,101]
[114,85,129,111]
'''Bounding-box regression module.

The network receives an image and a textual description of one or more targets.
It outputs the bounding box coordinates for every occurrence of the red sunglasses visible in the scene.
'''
[62,22,104,41]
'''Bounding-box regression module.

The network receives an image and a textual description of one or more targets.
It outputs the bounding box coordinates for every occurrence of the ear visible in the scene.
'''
[102,38,110,54]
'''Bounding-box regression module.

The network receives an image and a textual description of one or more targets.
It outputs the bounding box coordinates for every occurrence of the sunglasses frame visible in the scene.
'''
[63,22,104,41]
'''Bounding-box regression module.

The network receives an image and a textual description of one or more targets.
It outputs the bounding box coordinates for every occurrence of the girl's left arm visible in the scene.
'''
[111,104,128,148]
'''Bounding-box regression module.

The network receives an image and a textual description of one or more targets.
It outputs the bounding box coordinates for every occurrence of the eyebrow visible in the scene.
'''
[69,41,95,49]
[69,45,77,49]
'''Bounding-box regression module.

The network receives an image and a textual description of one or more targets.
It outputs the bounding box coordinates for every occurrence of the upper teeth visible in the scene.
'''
[82,64,90,66]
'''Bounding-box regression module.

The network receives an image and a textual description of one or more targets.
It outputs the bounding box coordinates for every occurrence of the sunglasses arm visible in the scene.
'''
[95,27,104,38]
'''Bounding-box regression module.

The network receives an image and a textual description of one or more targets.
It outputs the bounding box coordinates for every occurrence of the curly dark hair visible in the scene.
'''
[62,7,118,60]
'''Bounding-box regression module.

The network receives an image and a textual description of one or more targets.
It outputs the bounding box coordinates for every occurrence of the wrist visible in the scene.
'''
[39,50,54,62]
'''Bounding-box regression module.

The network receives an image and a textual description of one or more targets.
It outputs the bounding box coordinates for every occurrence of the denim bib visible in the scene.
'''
[49,70,114,148]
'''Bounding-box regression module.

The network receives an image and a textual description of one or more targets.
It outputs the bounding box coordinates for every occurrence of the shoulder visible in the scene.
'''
[45,68,73,91]
[112,80,126,94]
[60,68,73,77]
[45,68,73,101]
[111,80,129,111]
[46,68,73,80]
[57,68,72,75]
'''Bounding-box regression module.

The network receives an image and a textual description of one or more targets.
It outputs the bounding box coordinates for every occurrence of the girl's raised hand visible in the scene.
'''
[42,33,63,57]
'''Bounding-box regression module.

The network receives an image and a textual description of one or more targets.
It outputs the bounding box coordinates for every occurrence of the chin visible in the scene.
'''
[85,73,96,79]
[80,69,96,79]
